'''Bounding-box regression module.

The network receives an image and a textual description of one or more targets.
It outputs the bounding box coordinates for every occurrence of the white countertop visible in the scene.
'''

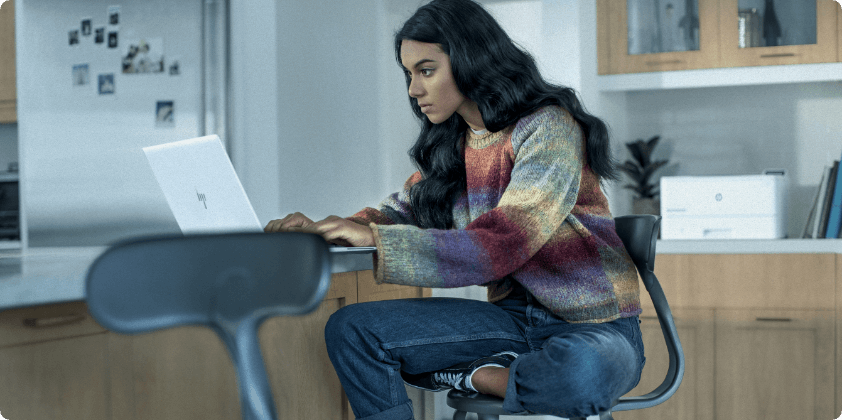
[0,246,375,311]
[3,240,841,311]
[657,238,842,254]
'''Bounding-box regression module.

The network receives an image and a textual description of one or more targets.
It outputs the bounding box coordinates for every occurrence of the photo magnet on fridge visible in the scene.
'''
[98,74,115,95]
[69,29,80,46]
[72,64,90,86]
[95,27,105,44]
[169,58,180,76]
[156,101,174,127]
[108,5,120,26]
[81,18,92,36]
[108,31,118,49]
[122,38,165,74]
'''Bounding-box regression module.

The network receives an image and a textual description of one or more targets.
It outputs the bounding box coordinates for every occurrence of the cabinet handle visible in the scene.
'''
[759,53,796,59]
[645,59,683,66]
[23,313,87,329]
[755,317,792,323]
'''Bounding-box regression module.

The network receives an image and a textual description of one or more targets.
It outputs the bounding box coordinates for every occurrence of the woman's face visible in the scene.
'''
[400,40,476,126]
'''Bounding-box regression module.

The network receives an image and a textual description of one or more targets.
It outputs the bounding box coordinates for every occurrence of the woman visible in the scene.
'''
[264,1,644,418]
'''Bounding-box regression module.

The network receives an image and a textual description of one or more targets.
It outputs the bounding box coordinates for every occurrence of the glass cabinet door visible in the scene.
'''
[598,0,720,74]
[736,0,816,48]
[719,0,837,67]
[627,0,700,55]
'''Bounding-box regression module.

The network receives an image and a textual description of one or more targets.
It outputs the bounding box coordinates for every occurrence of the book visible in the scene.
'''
[803,166,830,238]
[812,166,833,238]
[825,156,842,238]
[818,161,838,238]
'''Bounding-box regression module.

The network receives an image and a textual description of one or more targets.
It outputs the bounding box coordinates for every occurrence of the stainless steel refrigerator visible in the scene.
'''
[16,0,228,246]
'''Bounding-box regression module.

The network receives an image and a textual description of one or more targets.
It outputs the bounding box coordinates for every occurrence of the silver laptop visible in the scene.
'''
[143,135,375,253]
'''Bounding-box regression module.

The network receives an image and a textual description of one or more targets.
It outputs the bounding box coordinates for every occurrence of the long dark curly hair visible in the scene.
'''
[396,0,618,229]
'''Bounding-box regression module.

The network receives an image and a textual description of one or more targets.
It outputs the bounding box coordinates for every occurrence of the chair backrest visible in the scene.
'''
[85,232,333,420]
[612,215,684,411]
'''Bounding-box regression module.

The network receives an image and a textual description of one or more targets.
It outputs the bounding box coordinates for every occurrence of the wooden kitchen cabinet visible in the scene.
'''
[107,326,242,420]
[0,301,109,420]
[628,253,839,420]
[109,271,358,420]
[0,271,429,420]
[838,3,842,63]
[598,0,841,75]
[718,0,838,68]
[0,0,16,123]
[615,308,714,420]
[597,0,721,74]
[715,309,835,420]
[260,271,358,420]
[836,254,842,417]
[108,270,430,420]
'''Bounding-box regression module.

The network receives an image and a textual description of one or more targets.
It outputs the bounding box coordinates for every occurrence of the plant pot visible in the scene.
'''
[632,198,660,216]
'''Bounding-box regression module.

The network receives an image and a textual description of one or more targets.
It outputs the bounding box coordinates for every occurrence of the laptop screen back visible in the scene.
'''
[143,135,263,235]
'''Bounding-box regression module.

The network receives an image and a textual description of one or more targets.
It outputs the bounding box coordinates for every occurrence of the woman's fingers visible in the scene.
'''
[311,216,375,247]
[263,212,315,232]
[265,215,374,247]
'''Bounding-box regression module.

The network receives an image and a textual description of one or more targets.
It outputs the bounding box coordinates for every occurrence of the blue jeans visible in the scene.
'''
[324,283,645,420]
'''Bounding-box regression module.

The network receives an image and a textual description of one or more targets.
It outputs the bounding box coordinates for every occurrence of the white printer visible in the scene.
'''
[659,171,787,240]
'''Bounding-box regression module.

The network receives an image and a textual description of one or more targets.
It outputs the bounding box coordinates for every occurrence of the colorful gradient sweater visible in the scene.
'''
[347,106,641,323]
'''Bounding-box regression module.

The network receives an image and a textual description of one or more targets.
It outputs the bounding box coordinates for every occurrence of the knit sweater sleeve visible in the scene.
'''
[345,171,421,226]
[371,107,582,287]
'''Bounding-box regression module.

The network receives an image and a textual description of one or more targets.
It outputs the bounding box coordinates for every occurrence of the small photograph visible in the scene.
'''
[108,31,118,49]
[156,101,174,127]
[81,18,92,36]
[95,27,105,44]
[98,74,115,95]
[122,38,165,74]
[72,64,90,86]
[168,59,180,76]
[69,29,80,46]
[108,5,120,26]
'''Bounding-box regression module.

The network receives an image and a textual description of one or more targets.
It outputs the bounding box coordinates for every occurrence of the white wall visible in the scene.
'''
[231,0,422,227]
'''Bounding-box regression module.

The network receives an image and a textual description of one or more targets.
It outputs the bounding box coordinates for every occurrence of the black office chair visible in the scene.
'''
[85,232,333,420]
[446,215,684,420]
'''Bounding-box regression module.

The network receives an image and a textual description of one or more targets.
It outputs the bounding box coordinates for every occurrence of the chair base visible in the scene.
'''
[447,390,613,420]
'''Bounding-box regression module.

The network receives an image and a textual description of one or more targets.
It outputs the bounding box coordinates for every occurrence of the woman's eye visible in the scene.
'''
[420,68,434,76]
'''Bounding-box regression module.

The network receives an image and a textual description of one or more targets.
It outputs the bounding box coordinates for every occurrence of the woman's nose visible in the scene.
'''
[408,79,423,98]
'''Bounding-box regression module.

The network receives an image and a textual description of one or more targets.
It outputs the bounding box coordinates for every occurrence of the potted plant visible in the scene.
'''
[621,135,669,215]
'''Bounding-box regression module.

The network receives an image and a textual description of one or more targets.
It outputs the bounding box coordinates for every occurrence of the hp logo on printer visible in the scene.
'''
[715,193,723,202]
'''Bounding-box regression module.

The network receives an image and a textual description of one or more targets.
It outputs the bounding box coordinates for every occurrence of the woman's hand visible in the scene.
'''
[264,212,315,232]
[265,213,375,247]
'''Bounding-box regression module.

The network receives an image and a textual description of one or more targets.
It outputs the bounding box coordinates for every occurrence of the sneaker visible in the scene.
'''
[403,351,518,392]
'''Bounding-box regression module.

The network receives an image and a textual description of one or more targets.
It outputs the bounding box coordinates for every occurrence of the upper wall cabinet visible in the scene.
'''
[0,0,16,123]
[837,0,841,63]
[598,0,720,74]
[598,0,840,75]
[719,0,838,67]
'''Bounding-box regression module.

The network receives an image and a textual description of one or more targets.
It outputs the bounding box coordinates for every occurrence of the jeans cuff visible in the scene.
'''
[356,401,414,420]
[501,356,528,414]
